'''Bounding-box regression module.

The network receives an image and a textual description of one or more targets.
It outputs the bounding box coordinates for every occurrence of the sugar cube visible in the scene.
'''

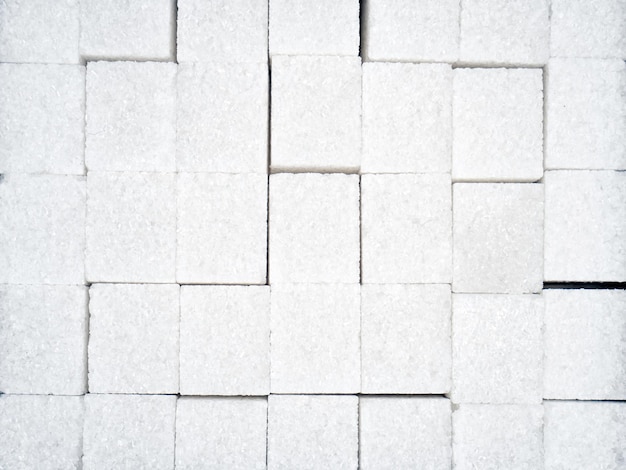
[544,170,626,282]
[83,394,176,470]
[86,61,176,172]
[268,395,358,470]
[0,64,85,175]
[361,174,452,284]
[270,55,361,172]
[88,284,179,394]
[177,0,268,63]
[270,284,360,393]
[79,0,175,61]
[269,174,359,283]
[362,0,459,62]
[360,397,452,469]
[361,284,451,394]
[176,173,267,284]
[459,0,549,65]
[452,68,544,182]
[546,59,625,170]
[177,63,268,173]
[544,289,626,400]
[452,294,543,404]
[453,404,544,469]
[179,286,270,396]
[0,395,83,470]
[176,397,267,469]
[362,62,452,174]
[453,183,544,293]
[269,0,359,56]
[0,174,85,285]
[86,172,176,283]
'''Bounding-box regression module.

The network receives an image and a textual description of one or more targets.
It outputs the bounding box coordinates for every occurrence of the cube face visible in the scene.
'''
[86,172,176,283]
[177,63,268,173]
[86,61,176,172]
[0,285,87,395]
[452,294,543,404]
[363,0,459,62]
[544,289,626,400]
[79,0,175,61]
[176,173,267,284]
[544,171,626,282]
[270,56,361,172]
[177,0,268,63]
[88,284,179,394]
[270,284,360,394]
[176,397,267,470]
[360,397,452,470]
[0,174,86,285]
[546,59,625,170]
[361,284,451,394]
[269,0,359,56]
[459,0,549,65]
[0,0,80,64]
[453,183,544,294]
[361,174,452,284]
[362,63,452,174]
[0,64,85,175]
[453,404,544,470]
[0,395,83,470]
[452,68,543,182]
[268,395,358,470]
[269,174,360,284]
[179,286,270,396]
[550,0,626,59]
[544,401,626,470]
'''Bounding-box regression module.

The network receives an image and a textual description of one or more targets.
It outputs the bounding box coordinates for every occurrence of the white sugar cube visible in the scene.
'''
[270,56,361,172]
[0,174,85,285]
[452,294,543,404]
[86,61,176,172]
[0,285,87,395]
[86,172,176,283]
[362,62,452,174]
[362,0,459,62]
[270,284,360,393]
[0,64,85,175]
[360,397,452,469]
[544,170,626,282]
[269,0,359,56]
[83,394,176,470]
[453,68,543,182]
[459,0,549,65]
[177,63,268,173]
[544,401,626,470]
[88,284,179,394]
[79,0,175,61]
[176,397,267,469]
[179,286,270,396]
[0,0,80,64]
[268,395,358,470]
[0,396,83,470]
[546,59,625,170]
[176,173,267,284]
[269,174,359,283]
[544,289,626,400]
[361,284,451,394]
[453,183,544,293]
[177,0,267,63]
[361,174,452,284]
[453,404,544,469]
[551,0,626,58]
